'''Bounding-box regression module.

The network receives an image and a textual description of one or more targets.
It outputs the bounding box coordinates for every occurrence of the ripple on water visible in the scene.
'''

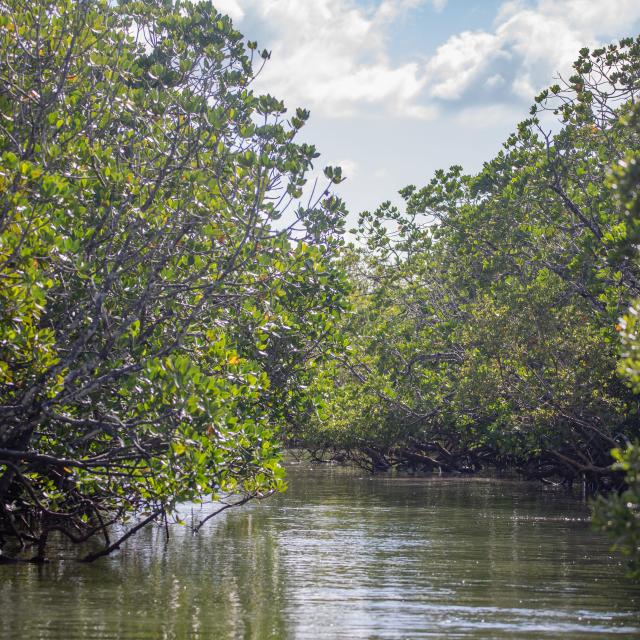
[1,465,639,639]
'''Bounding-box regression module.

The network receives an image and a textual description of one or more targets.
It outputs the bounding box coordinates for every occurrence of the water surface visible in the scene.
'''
[1,464,639,639]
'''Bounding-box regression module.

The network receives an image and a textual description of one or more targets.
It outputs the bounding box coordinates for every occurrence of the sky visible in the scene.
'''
[215,0,640,220]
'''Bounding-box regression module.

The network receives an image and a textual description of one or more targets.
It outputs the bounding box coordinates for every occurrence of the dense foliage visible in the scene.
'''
[0,0,347,561]
[593,103,640,577]
[2,0,639,573]
[299,39,640,497]
[593,442,640,577]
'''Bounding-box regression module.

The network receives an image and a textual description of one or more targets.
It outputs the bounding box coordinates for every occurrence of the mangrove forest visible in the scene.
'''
[1,0,640,637]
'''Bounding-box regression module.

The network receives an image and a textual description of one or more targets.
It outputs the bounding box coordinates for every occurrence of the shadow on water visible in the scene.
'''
[1,464,639,639]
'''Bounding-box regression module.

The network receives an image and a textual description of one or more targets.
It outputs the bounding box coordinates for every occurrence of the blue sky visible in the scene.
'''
[215,0,640,219]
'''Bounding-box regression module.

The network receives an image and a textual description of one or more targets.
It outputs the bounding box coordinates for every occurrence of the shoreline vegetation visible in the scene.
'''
[0,0,639,578]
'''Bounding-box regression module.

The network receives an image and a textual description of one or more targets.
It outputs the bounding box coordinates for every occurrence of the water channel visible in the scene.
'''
[1,464,639,639]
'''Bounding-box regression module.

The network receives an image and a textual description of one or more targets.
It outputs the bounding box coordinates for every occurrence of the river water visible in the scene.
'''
[1,464,639,639]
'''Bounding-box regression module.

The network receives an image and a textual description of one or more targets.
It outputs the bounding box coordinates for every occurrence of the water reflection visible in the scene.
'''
[1,465,639,639]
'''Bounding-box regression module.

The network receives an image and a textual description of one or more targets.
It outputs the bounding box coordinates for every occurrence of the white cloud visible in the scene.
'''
[426,31,505,99]
[213,0,245,21]
[424,0,640,103]
[220,0,640,125]
[485,73,505,88]
[223,0,444,119]
[534,0,640,34]
[329,158,359,180]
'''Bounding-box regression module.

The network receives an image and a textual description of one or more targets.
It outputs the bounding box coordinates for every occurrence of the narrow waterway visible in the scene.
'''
[1,464,639,639]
